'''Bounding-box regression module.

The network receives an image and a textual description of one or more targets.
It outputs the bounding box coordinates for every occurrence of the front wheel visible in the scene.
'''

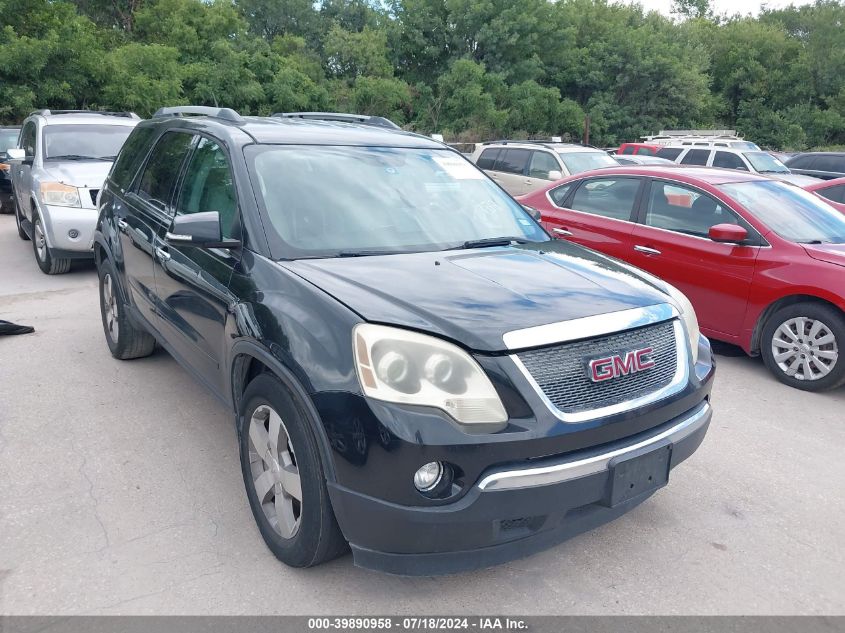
[761,302,845,392]
[239,373,347,568]
[32,214,70,274]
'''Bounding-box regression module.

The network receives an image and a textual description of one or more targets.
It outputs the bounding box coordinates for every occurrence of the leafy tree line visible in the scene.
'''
[1,0,843,149]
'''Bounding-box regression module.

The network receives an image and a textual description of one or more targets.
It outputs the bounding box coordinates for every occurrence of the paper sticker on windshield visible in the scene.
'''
[432,155,485,179]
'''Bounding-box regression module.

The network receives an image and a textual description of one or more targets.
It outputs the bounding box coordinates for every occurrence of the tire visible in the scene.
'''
[239,373,347,568]
[14,198,29,240]
[32,214,71,274]
[761,302,845,392]
[97,257,156,360]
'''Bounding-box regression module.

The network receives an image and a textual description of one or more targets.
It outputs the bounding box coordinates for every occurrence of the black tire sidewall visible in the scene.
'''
[238,373,340,567]
[761,303,845,392]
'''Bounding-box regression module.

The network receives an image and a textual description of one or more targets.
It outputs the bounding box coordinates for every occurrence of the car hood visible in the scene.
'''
[283,241,671,352]
[42,161,112,189]
[801,243,845,268]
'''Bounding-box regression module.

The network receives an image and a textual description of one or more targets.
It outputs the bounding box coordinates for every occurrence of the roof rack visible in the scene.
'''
[481,139,589,149]
[272,112,400,130]
[31,109,140,119]
[152,106,244,123]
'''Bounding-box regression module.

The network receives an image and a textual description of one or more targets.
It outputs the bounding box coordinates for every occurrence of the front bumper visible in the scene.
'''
[41,204,97,254]
[328,400,711,575]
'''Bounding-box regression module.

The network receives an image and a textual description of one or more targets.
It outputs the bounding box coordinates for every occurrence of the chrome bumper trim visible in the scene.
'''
[477,401,711,491]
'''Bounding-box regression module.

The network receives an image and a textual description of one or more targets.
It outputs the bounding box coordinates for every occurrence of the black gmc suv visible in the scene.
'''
[94,107,715,575]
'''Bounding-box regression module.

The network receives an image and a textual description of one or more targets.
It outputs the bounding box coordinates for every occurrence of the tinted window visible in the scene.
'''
[176,137,239,239]
[712,151,748,170]
[136,132,194,211]
[680,149,710,166]
[621,146,635,155]
[43,124,134,160]
[569,178,639,221]
[21,123,36,157]
[817,184,845,204]
[635,146,656,155]
[646,181,743,238]
[549,183,574,207]
[476,148,500,170]
[786,155,817,169]
[110,127,156,192]
[528,151,560,179]
[656,147,682,161]
[495,149,530,175]
[813,155,845,174]
[248,146,548,258]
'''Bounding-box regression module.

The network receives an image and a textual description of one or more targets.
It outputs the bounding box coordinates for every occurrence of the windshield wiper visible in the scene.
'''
[45,154,103,161]
[335,250,406,257]
[455,236,534,250]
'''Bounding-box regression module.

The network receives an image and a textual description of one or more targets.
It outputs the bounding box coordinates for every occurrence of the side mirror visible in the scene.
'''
[6,148,25,161]
[521,204,542,222]
[165,211,240,249]
[709,223,748,244]
[547,170,563,181]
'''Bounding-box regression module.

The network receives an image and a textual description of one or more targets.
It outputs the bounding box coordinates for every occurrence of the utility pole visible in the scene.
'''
[583,113,591,146]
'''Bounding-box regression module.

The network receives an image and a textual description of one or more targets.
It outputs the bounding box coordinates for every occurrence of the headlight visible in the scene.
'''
[40,182,81,207]
[353,324,507,427]
[663,283,700,364]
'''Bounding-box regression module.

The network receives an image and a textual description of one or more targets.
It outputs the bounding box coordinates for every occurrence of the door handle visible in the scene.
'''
[634,245,661,256]
[552,228,573,237]
[117,219,128,231]
[155,247,171,262]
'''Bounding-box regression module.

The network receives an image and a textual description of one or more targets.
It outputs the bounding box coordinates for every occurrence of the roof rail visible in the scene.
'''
[481,139,556,148]
[153,106,244,123]
[272,112,400,130]
[31,109,140,119]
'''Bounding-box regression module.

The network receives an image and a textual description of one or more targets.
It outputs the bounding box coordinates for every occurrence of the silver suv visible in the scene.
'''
[471,141,617,195]
[8,110,139,274]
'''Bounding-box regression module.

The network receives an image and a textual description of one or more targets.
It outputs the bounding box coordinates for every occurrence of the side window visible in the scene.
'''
[787,155,816,170]
[495,148,530,175]
[476,148,500,170]
[135,132,195,211]
[528,151,560,179]
[814,155,844,173]
[621,145,635,155]
[680,149,710,166]
[712,151,748,171]
[645,181,744,238]
[819,184,845,204]
[635,146,655,155]
[21,122,37,157]
[549,183,574,207]
[569,177,640,221]
[176,137,239,240]
[110,127,156,192]
[656,147,682,161]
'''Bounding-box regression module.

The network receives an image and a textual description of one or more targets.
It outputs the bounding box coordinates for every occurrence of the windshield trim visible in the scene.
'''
[41,124,135,161]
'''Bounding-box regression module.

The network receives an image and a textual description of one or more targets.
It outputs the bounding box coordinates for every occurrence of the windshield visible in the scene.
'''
[43,124,134,160]
[557,151,617,174]
[718,180,845,244]
[0,130,18,155]
[248,146,549,258]
[744,151,789,173]
[730,141,760,151]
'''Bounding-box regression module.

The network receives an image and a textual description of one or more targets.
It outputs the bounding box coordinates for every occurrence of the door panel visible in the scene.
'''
[14,122,36,220]
[631,180,759,337]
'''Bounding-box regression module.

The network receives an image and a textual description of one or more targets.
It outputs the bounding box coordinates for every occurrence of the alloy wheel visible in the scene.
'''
[771,316,839,381]
[102,273,119,343]
[248,404,303,539]
[34,219,46,261]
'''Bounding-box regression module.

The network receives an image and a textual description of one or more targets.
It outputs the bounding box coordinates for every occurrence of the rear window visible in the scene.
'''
[476,148,500,170]
[680,149,710,166]
[569,177,640,221]
[656,147,683,161]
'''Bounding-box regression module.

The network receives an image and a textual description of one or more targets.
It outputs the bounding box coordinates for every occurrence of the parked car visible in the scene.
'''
[614,155,675,166]
[803,177,845,213]
[786,152,845,180]
[0,125,21,214]
[519,166,845,392]
[7,110,139,273]
[617,142,662,156]
[653,145,814,185]
[94,107,714,575]
[471,140,617,195]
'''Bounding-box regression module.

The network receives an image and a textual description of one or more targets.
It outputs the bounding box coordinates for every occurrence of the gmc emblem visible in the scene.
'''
[588,348,655,382]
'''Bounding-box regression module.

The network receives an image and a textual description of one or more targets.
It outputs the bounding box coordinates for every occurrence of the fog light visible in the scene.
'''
[413,461,443,492]
[68,229,79,239]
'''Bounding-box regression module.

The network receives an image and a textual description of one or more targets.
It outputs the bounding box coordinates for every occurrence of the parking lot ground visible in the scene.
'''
[1,213,844,615]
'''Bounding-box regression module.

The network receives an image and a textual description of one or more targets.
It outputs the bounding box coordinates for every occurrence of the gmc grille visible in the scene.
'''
[516,320,679,415]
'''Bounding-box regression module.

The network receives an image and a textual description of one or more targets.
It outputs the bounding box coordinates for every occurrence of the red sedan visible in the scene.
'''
[803,177,845,213]
[518,166,845,391]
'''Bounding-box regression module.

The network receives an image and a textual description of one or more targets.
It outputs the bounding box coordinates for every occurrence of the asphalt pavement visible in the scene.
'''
[0,214,843,615]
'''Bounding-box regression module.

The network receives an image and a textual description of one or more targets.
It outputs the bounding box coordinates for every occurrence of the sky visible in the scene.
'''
[622,0,814,17]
